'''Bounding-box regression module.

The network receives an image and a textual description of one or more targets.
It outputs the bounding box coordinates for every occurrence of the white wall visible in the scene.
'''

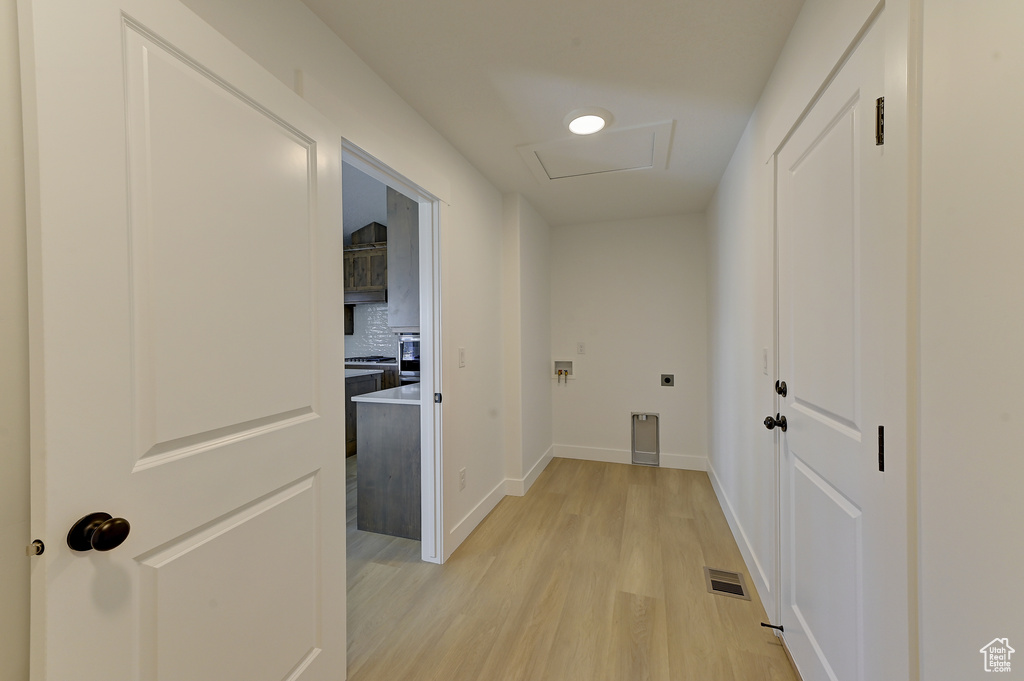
[550,214,708,470]
[517,198,553,481]
[919,2,1024,677]
[502,194,552,495]
[0,0,30,678]
[705,120,777,605]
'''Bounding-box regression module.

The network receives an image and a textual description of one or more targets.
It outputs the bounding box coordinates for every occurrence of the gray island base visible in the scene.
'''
[351,384,421,540]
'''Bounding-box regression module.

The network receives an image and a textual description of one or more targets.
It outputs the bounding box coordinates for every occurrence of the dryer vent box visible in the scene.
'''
[631,413,660,467]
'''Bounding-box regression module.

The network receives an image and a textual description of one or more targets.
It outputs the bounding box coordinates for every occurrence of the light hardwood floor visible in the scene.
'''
[346,457,798,681]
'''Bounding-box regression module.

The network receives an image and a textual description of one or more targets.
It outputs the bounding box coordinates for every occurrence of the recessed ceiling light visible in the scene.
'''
[565,108,612,135]
[568,114,605,135]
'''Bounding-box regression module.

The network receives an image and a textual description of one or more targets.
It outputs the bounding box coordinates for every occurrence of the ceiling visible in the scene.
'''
[302,0,805,227]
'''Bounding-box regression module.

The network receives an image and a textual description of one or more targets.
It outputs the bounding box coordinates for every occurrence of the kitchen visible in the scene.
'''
[343,161,424,542]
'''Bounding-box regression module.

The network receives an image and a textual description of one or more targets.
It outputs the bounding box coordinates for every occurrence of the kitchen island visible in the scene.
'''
[351,384,421,540]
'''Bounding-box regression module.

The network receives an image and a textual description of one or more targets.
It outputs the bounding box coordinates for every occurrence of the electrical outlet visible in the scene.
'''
[577,342,586,355]
[459,468,466,490]
[458,347,466,368]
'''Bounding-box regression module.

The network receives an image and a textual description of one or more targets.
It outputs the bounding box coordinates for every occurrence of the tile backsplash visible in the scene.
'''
[345,304,399,358]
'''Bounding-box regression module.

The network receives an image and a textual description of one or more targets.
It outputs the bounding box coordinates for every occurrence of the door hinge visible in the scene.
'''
[875,97,884,145]
[434,392,442,404]
[878,425,885,472]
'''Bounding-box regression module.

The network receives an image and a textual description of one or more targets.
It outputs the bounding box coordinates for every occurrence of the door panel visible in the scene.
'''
[790,458,862,680]
[777,16,886,681]
[787,101,861,434]
[123,22,318,467]
[20,1,345,679]
[138,476,320,681]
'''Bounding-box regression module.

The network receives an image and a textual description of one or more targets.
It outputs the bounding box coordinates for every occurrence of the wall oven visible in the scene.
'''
[399,333,420,384]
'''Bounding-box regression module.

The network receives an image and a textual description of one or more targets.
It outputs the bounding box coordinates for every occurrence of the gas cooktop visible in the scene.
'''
[345,355,396,363]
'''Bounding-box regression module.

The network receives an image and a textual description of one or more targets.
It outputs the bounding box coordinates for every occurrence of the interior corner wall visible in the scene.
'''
[502,194,552,495]
[0,0,30,679]
[550,214,708,470]
[148,0,508,555]
[705,0,882,624]
[918,2,1024,677]
[515,196,552,483]
[501,195,525,484]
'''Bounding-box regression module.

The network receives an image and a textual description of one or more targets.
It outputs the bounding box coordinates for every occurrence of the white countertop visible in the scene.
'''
[345,361,398,367]
[345,369,384,378]
[350,383,422,405]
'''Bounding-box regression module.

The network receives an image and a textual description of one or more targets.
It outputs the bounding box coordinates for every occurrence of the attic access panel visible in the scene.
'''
[517,121,674,182]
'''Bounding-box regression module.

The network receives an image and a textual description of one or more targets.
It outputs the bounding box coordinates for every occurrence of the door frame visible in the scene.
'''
[342,141,445,563]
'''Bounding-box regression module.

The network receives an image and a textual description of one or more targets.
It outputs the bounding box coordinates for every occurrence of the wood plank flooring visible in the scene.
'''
[346,457,798,681]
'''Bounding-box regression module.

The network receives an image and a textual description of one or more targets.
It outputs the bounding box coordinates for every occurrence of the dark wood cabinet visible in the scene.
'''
[345,372,382,456]
[343,246,387,303]
[344,222,388,304]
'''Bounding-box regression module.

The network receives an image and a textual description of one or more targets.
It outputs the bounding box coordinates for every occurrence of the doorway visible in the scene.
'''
[342,142,444,564]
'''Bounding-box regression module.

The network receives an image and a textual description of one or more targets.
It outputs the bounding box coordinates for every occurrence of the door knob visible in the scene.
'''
[764,414,788,432]
[775,380,788,397]
[67,512,131,552]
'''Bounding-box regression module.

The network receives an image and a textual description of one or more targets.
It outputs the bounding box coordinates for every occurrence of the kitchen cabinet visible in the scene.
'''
[381,365,400,389]
[352,386,421,540]
[344,304,354,335]
[386,187,419,330]
[344,222,387,304]
[345,370,382,456]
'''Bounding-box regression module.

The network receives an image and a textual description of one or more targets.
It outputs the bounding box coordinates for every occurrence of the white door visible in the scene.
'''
[20,1,346,680]
[776,15,907,681]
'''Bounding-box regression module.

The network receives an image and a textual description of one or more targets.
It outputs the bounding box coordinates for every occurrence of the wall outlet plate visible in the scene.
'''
[661,374,674,387]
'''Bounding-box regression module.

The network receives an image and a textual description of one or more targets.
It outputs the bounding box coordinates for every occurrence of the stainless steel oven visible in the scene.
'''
[398,333,420,384]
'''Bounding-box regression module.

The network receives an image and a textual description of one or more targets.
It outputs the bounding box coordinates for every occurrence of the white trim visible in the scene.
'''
[707,460,774,616]
[421,198,444,564]
[505,446,553,496]
[445,479,506,561]
[552,444,707,471]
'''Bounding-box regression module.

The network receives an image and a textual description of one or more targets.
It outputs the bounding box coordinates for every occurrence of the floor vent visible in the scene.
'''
[704,567,751,600]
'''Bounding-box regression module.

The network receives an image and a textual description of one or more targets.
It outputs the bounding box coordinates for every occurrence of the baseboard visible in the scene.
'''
[706,460,773,615]
[552,444,707,471]
[505,446,553,496]
[444,478,506,561]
